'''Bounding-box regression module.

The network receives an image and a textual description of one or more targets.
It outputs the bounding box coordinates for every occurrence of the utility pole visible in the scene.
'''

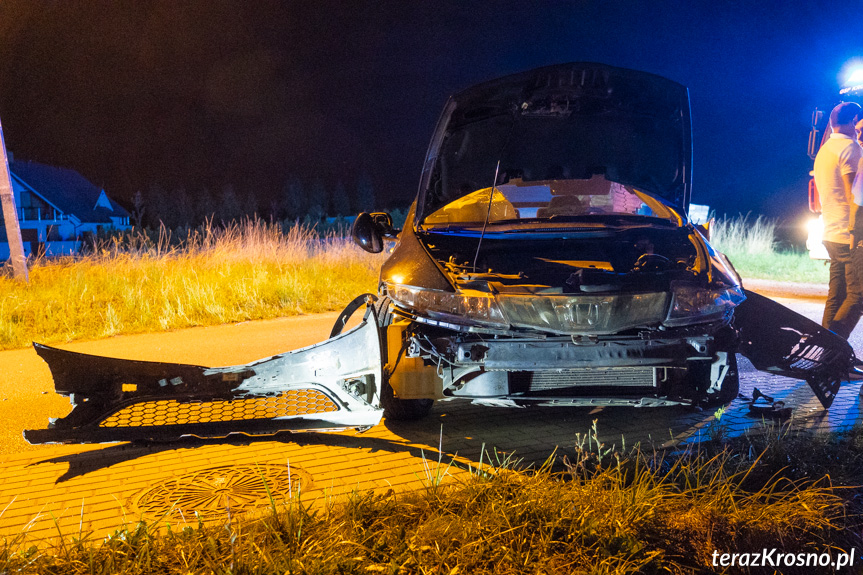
[0,115,28,282]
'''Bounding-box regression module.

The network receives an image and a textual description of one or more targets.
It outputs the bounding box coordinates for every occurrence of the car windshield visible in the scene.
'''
[422,174,680,226]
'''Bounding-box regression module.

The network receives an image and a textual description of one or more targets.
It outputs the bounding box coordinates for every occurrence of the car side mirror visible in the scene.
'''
[697,217,714,241]
[352,212,400,253]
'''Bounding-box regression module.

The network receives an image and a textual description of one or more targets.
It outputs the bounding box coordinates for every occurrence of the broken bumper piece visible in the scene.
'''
[24,298,384,444]
[735,290,856,409]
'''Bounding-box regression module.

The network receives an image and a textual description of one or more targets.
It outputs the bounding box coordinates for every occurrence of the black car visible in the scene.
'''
[351,62,854,420]
[25,63,856,444]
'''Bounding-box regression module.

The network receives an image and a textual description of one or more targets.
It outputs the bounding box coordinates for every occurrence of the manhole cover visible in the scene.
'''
[133,464,312,521]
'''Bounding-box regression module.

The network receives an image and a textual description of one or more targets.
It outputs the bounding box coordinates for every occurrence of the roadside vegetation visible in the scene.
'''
[2,422,860,574]
[0,220,383,350]
[0,214,828,351]
[709,214,829,284]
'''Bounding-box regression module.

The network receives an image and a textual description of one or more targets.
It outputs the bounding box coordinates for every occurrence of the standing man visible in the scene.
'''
[815,101,863,338]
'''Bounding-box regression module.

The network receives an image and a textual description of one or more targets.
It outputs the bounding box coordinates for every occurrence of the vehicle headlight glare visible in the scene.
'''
[664,284,746,326]
[386,283,508,328]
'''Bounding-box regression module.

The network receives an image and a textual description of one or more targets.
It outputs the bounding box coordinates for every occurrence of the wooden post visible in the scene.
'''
[0,115,28,281]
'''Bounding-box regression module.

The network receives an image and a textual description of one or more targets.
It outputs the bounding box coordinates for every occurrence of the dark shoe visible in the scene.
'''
[752,387,774,403]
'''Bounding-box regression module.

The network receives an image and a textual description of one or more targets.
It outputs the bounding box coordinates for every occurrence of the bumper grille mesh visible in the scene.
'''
[528,367,656,391]
[100,390,338,428]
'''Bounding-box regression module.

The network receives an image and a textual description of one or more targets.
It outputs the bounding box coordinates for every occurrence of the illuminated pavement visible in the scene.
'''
[0,285,860,543]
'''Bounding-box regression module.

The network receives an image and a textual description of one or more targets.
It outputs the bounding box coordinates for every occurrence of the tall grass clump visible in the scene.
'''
[1,424,858,574]
[709,214,829,284]
[0,219,385,350]
[709,213,777,256]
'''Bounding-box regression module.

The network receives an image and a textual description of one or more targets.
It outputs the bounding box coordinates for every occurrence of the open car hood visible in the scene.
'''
[416,63,692,222]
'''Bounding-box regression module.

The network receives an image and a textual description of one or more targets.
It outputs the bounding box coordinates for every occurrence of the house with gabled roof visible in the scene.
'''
[1,159,131,258]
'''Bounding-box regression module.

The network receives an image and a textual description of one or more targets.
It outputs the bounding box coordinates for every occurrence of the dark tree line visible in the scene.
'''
[133,174,377,230]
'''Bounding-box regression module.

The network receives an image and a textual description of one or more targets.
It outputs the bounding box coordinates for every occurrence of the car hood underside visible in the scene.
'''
[417,63,692,221]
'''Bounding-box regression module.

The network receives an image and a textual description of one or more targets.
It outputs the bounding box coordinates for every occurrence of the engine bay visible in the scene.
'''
[421,225,703,295]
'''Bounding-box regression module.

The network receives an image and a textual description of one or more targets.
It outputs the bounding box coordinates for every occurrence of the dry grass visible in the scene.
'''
[709,214,829,284]
[0,214,830,350]
[1,425,857,575]
[0,220,384,350]
[709,214,778,256]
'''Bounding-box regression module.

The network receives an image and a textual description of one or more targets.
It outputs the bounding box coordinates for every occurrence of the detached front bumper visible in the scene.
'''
[24,298,385,444]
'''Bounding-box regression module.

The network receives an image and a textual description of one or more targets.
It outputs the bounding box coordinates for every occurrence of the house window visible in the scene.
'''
[18,191,55,221]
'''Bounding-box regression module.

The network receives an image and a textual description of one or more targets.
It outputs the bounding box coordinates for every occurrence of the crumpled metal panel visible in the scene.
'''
[735,290,856,408]
[24,298,384,444]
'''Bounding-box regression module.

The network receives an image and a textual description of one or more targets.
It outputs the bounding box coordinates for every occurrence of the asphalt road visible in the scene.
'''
[0,292,858,456]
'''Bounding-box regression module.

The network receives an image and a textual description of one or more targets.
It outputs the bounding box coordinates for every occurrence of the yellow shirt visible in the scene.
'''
[814,133,862,243]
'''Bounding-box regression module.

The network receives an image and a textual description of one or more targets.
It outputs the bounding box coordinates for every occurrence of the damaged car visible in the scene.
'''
[354,62,856,419]
[25,63,857,443]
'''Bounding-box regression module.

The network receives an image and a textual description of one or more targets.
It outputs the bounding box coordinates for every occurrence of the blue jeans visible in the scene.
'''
[823,240,863,338]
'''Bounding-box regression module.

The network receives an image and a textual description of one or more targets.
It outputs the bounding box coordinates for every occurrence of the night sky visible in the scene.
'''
[0,1,860,223]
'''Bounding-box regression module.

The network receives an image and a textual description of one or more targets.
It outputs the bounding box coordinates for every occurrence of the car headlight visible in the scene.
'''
[386,282,671,334]
[386,283,508,328]
[664,283,746,327]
